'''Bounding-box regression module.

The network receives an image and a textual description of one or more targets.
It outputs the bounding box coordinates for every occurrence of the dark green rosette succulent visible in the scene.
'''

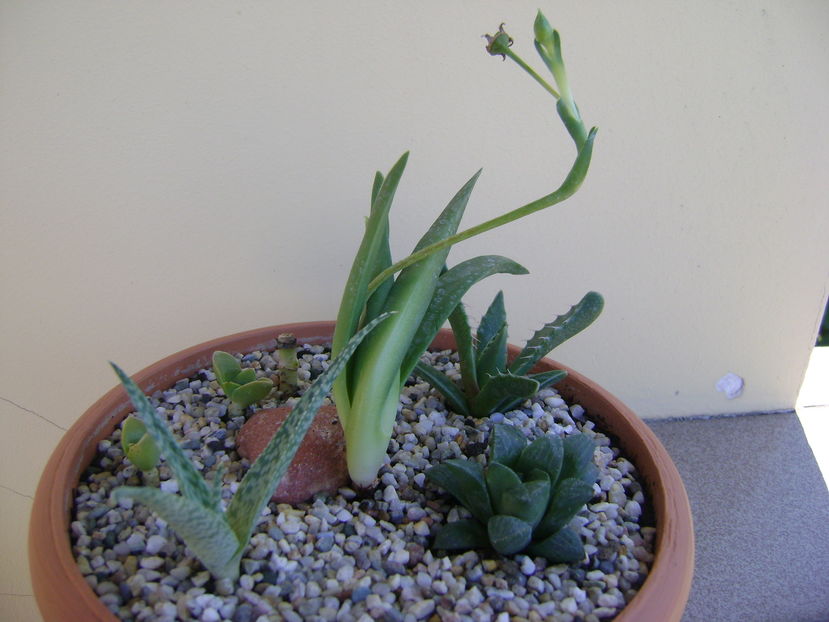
[426,422,598,563]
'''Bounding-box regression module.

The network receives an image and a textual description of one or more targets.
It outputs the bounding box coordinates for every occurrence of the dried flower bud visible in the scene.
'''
[484,23,513,60]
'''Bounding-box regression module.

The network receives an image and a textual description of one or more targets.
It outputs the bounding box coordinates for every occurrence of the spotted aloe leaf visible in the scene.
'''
[111,363,216,511]
[111,486,239,579]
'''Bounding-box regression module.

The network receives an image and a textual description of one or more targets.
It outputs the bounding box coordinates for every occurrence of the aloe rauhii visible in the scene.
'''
[332,11,599,487]
[109,314,389,581]
[427,423,599,563]
[414,290,604,418]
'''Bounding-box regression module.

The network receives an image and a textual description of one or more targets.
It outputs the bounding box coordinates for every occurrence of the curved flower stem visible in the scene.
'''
[367,126,596,295]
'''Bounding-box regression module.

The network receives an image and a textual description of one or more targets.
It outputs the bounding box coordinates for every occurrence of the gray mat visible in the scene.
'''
[648,412,829,622]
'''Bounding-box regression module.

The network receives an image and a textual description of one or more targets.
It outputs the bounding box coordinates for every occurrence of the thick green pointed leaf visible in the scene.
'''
[370,170,384,206]
[229,379,273,409]
[362,218,393,327]
[536,477,595,538]
[522,473,551,527]
[485,462,523,515]
[234,368,257,385]
[508,292,604,376]
[470,373,539,417]
[488,423,527,469]
[477,291,507,355]
[433,519,489,550]
[400,254,527,382]
[341,171,482,487]
[475,323,508,386]
[331,153,409,426]
[529,369,568,391]
[111,363,216,511]
[426,459,492,523]
[446,304,479,398]
[227,312,392,547]
[212,351,241,385]
[498,473,550,528]
[414,360,470,416]
[495,370,566,415]
[487,515,533,556]
[111,486,240,580]
[527,527,585,563]
[516,435,563,484]
[560,434,597,483]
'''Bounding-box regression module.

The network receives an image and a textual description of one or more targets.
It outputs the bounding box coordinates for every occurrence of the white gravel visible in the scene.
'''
[71,343,655,621]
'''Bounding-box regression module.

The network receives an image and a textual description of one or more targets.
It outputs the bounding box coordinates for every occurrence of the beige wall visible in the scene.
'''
[2,0,828,486]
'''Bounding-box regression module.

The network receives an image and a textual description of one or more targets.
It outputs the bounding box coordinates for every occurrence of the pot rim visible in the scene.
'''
[29,320,693,622]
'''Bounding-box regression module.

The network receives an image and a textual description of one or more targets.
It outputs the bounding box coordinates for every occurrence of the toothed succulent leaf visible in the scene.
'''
[487,515,533,555]
[499,472,551,528]
[560,433,598,483]
[515,435,563,484]
[485,462,524,514]
[488,423,526,468]
[425,459,492,523]
[527,526,586,563]
[470,372,539,417]
[535,477,596,538]
[433,519,489,550]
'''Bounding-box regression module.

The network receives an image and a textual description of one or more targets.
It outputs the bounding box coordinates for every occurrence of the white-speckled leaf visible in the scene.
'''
[111,486,240,580]
[111,363,216,511]
[508,291,603,376]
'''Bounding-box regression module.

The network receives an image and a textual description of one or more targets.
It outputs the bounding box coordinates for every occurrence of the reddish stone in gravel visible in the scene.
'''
[236,404,348,505]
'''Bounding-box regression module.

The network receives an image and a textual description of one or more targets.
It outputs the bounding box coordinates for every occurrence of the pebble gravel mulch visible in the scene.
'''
[72,342,655,622]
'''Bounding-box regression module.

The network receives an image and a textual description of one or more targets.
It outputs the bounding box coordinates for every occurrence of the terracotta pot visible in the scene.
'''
[29,321,693,622]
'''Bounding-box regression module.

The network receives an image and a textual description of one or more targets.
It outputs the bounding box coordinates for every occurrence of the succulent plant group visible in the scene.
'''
[426,422,599,563]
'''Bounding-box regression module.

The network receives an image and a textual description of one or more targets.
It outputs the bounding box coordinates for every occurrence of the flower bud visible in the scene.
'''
[484,23,513,60]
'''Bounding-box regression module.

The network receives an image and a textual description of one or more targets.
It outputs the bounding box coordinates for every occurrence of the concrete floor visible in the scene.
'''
[4,351,828,621]
[649,412,829,622]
